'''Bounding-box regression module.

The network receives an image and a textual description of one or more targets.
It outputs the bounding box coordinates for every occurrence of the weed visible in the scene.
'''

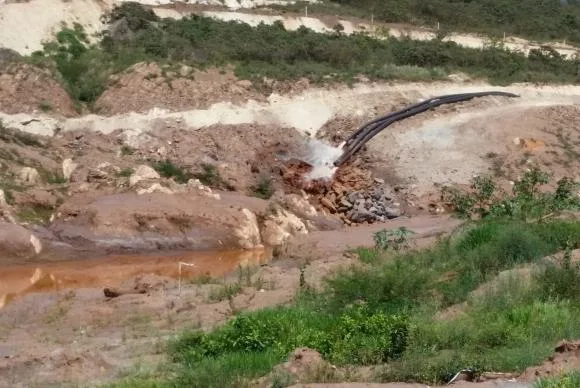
[38,101,52,112]
[151,159,191,184]
[208,283,242,303]
[193,163,233,190]
[270,369,295,388]
[116,167,134,177]
[110,175,580,387]
[374,227,414,251]
[250,175,274,200]
[16,205,54,224]
[534,371,580,388]
[121,145,135,156]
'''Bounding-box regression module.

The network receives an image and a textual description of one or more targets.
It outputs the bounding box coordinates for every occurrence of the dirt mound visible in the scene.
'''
[94,63,266,115]
[519,341,580,382]
[0,63,77,117]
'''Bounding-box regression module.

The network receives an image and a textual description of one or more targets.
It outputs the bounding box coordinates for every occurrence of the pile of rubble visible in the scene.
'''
[281,159,402,224]
[325,185,401,224]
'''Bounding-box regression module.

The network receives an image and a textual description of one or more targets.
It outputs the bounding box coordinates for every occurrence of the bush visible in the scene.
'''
[250,175,274,200]
[151,159,191,184]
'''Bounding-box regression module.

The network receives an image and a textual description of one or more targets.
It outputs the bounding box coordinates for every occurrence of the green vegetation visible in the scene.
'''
[535,371,580,388]
[151,159,192,184]
[32,3,580,107]
[274,0,580,44]
[111,170,580,387]
[250,175,274,200]
[116,167,134,177]
[442,169,580,220]
[121,145,135,156]
[38,100,53,112]
[193,163,233,191]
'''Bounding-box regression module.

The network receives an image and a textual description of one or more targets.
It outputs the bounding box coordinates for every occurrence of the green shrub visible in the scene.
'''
[151,159,191,184]
[250,175,274,200]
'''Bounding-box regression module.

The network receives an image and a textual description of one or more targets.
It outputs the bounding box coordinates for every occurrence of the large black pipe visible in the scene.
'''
[333,91,519,167]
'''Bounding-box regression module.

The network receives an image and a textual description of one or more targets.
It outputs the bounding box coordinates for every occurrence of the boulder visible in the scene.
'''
[261,208,308,247]
[17,167,39,185]
[0,222,42,260]
[62,158,78,181]
[129,165,160,187]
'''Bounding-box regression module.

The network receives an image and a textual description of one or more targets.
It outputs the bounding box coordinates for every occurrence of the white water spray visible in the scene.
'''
[302,139,344,181]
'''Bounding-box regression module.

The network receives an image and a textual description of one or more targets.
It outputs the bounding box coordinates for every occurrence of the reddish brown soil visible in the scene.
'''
[0,62,77,117]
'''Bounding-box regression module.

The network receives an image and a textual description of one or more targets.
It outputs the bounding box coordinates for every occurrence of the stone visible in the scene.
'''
[62,158,78,181]
[320,197,336,213]
[384,206,402,219]
[340,197,353,208]
[17,167,39,185]
[129,165,160,187]
[0,189,6,207]
[137,183,174,195]
[0,222,42,258]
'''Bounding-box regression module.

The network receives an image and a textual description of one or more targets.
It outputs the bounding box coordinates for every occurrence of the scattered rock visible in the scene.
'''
[129,165,160,187]
[17,167,39,185]
[62,158,78,181]
[136,183,174,195]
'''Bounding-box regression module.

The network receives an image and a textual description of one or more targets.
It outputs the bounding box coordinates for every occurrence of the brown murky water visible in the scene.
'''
[0,248,272,308]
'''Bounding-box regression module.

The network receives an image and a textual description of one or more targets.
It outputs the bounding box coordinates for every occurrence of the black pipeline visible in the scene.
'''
[333,91,519,167]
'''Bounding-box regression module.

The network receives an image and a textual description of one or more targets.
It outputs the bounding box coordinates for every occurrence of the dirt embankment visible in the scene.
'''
[94,64,268,115]
[0,61,77,117]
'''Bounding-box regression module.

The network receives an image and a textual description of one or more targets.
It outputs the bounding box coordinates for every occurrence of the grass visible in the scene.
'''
[31,3,580,107]
[107,171,580,388]
[208,283,243,303]
[535,371,580,388]
[110,217,580,387]
[150,159,192,184]
[193,163,234,190]
[250,175,274,200]
[116,167,134,177]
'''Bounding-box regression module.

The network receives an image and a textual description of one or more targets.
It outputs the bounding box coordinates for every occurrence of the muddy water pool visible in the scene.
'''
[0,248,272,308]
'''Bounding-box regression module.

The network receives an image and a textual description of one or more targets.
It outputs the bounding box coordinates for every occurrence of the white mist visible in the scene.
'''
[302,139,344,181]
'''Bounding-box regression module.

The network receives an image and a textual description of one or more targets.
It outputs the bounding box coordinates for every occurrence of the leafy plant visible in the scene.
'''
[250,175,274,200]
[443,169,580,220]
[151,159,191,184]
[374,227,414,251]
